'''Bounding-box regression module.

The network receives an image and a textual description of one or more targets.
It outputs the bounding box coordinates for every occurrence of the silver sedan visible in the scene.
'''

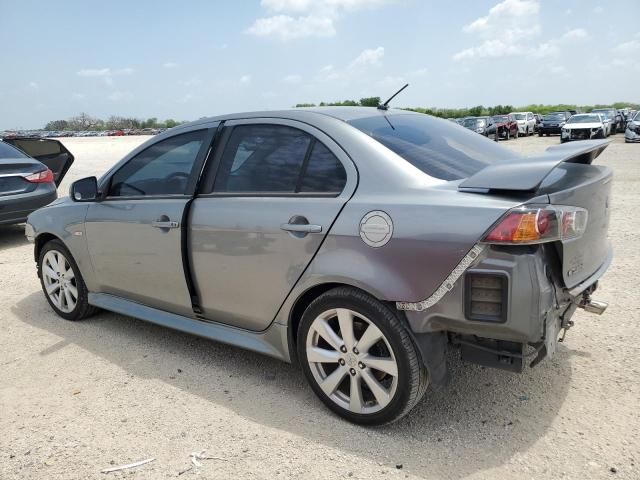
[26,108,612,424]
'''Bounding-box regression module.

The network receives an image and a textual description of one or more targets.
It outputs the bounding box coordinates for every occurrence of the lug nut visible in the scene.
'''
[358,362,365,369]
[349,368,356,376]
[339,359,345,366]
[340,345,347,353]
[352,347,359,354]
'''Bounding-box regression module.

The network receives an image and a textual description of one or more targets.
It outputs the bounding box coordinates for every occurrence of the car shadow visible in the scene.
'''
[0,224,28,251]
[12,291,572,479]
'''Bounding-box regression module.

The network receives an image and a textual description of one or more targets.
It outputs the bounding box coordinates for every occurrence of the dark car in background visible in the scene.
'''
[592,108,622,134]
[491,114,518,140]
[0,138,73,225]
[462,116,498,140]
[538,112,571,136]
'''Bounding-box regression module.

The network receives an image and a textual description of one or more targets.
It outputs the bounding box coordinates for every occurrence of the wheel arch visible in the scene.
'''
[286,281,390,365]
[34,232,63,264]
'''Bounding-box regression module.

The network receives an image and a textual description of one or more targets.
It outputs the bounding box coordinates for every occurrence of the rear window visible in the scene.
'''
[0,141,28,159]
[348,114,519,181]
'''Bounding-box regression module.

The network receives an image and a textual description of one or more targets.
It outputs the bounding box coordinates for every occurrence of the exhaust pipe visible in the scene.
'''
[579,297,608,315]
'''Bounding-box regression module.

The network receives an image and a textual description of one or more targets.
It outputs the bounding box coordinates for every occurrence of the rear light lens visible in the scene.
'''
[483,205,588,244]
[24,169,54,184]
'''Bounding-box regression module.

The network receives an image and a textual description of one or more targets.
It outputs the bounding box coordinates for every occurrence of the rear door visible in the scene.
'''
[3,138,74,186]
[189,119,357,331]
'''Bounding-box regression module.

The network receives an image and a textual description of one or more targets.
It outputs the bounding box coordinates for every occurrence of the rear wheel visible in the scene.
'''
[297,287,428,425]
[38,239,99,321]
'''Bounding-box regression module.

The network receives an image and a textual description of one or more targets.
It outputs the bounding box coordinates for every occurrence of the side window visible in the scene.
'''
[300,141,347,193]
[214,125,310,193]
[109,130,206,197]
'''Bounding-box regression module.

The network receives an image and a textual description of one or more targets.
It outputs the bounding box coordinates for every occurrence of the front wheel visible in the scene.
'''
[38,239,99,321]
[297,287,428,425]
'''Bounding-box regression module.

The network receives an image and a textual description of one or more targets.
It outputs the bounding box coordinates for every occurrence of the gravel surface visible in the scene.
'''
[0,134,638,479]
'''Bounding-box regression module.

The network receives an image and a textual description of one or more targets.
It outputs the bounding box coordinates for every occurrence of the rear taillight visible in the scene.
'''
[483,205,588,244]
[24,169,54,184]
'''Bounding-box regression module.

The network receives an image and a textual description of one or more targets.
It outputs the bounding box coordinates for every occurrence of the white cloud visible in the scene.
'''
[240,75,251,84]
[247,0,393,41]
[283,74,303,84]
[28,81,38,89]
[163,62,179,69]
[562,28,588,40]
[463,0,539,37]
[77,67,133,77]
[613,38,640,55]
[77,68,111,77]
[350,46,384,67]
[71,93,86,101]
[246,14,335,40]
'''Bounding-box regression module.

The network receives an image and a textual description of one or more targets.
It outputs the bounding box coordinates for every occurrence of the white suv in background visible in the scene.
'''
[510,112,536,136]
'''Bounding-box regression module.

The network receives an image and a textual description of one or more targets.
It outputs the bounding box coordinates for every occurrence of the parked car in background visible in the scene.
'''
[510,112,536,136]
[625,110,640,143]
[25,107,613,425]
[491,114,518,140]
[538,112,571,136]
[592,108,622,134]
[462,116,498,140]
[0,138,73,224]
[561,113,607,143]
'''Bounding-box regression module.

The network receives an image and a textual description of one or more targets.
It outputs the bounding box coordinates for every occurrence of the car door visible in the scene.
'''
[189,119,357,331]
[4,138,74,186]
[84,127,216,317]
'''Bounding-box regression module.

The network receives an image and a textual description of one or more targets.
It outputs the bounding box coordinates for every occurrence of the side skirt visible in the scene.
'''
[88,293,291,362]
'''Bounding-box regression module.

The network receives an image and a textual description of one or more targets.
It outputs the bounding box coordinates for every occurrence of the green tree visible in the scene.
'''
[359,96,381,107]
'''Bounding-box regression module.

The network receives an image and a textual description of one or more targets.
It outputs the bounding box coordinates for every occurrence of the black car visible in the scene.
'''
[461,116,498,140]
[0,137,73,225]
[538,112,571,136]
[591,108,623,134]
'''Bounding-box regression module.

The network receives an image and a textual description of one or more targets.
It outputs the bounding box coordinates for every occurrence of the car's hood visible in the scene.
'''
[564,122,602,129]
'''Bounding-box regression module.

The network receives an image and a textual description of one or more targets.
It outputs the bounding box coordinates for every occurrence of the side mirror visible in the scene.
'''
[70,176,98,202]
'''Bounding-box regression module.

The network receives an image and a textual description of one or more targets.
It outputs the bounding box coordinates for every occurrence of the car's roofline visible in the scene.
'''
[168,107,423,132]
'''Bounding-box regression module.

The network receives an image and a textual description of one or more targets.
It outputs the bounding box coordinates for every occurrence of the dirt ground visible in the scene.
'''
[0,133,638,479]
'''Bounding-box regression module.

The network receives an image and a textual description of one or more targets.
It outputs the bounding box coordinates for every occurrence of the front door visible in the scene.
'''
[85,128,213,316]
[189,119,357,331]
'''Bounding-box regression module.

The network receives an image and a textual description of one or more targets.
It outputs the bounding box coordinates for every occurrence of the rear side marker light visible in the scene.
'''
[483,205,588,245]
[465,273,507,323]
[24,169,54,184]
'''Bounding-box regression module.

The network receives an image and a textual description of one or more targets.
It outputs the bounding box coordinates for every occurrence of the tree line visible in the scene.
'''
[295,100,640,118]
[44,113,184,131]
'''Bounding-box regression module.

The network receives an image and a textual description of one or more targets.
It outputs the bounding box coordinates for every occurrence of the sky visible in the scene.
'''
[1,0,639,129]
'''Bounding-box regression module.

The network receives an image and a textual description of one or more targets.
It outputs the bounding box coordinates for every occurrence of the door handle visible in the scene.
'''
[280,223,322,233]
[151,220,179,229]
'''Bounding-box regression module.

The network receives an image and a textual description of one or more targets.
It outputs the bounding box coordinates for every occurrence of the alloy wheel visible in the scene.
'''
[42,250,78,313]
[305,308,399,414]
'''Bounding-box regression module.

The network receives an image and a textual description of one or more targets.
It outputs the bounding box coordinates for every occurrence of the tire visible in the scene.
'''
[38,239,99,321]
[506,129,510,141]
[514,128,518,139]
[538,131,543,137]
[297,287,428,425]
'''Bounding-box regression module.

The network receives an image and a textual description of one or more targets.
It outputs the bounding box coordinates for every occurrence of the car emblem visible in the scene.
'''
[359,211,393,247]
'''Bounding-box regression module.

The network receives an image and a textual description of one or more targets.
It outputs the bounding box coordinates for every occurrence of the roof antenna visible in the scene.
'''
[377,83,409,111]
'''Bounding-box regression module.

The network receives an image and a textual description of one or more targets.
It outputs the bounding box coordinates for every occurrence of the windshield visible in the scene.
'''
[348,114,519,181]
[592,109,613,116]
[0,141,28,159]
[492,116,508,122]
[567,115,601,124]
[513,113,526,120]
[543,114,564,121]
[633,111,640,121]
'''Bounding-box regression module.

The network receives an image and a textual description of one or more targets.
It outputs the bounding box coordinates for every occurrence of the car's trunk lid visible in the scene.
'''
[459,139,612,289]
[0,158,44,196]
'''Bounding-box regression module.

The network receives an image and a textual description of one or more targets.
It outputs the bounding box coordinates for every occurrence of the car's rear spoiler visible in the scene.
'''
[459,139,609,193]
